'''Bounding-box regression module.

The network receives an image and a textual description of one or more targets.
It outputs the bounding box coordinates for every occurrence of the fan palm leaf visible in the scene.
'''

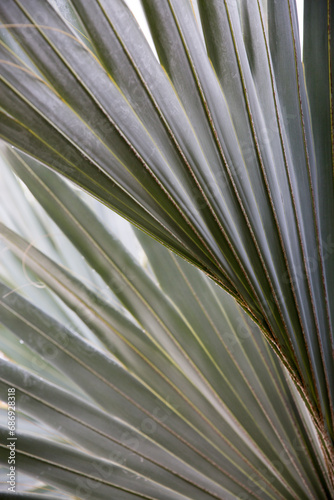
[0,0,333,494]
[0,147,332,498]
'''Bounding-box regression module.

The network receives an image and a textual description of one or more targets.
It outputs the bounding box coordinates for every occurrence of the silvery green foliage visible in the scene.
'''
[0,0,333,497]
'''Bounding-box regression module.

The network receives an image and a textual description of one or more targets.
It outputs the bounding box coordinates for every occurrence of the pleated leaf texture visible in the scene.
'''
[0,146,332,499]
[0,0,333,497]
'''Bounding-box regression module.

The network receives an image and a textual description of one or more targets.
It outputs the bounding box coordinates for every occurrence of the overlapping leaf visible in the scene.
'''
[0,148,332,498]
[0,0,333,492]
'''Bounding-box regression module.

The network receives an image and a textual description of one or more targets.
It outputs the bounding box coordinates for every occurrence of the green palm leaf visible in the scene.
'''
[0,146,332,498]
[0,0,333,495]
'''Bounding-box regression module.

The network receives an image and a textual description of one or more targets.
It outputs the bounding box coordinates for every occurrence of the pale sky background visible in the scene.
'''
[296,0,304,50]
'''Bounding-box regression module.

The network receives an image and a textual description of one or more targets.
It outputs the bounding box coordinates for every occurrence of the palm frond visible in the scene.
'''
[0,0,333,495]
[0,147,332,498]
